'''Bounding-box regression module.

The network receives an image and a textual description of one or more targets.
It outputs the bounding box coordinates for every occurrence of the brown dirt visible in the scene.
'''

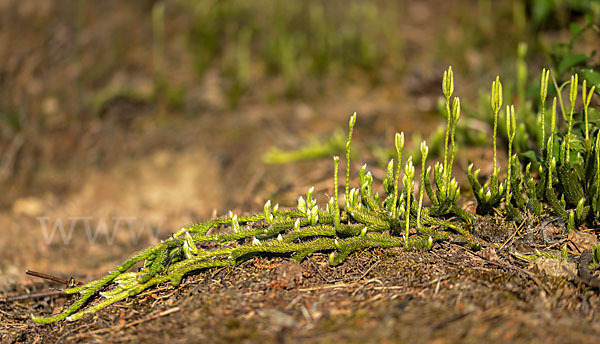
[1,1,600,343]
[3,245,600,343]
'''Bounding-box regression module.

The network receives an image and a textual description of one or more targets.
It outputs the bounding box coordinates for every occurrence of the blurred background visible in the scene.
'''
[0,0,598,286]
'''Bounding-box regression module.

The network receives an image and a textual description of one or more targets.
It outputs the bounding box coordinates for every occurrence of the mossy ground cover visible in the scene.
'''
[4,66,600,341]
[19,64,599,325]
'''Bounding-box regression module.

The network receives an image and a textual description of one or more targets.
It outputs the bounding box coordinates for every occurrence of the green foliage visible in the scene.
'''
[467,15,599,162]
[466,68,600,230]
[425,67,470,222]
[549,12,599,78]
[468,77,507,215]
[592,243,600,268]
[514,246,569,262]
[1,108,24,133]
[528,0,600,29]
[185,0,403,105]
[89,1,185,116]
[262,130,346,164]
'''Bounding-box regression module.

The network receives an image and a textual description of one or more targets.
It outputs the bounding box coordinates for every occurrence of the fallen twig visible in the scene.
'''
[0,270,85,302]
[26,270,83,287]
[498,218,527,250]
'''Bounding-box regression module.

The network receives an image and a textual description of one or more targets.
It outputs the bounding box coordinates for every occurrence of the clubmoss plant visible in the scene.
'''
[32,67,598,324]
[491,76,502,186]
[32,117,461,324]
[442,66,454,178]
[424,67,470,223]
[392,132,405,219]
[403,157,414,247]
[468,68,600,230]
[417,141,429,229]
[346,112,357,206]
[564,74,578,163]
[504,105,516,216]
[467,76,506,215]
[539,68,550,151]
